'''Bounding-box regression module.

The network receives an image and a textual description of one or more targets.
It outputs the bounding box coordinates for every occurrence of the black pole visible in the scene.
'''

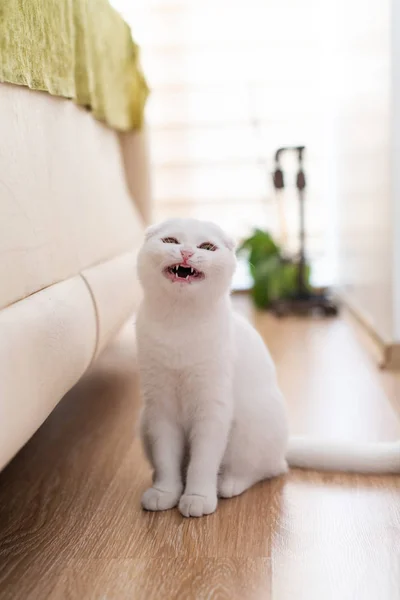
[271,145,338,317]
[296,147,306,296]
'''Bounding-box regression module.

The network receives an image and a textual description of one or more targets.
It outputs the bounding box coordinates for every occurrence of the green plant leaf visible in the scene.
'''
[238,229,279,268]
[252,255,281,308]
[239,228,312,308]
[250,255,312,308]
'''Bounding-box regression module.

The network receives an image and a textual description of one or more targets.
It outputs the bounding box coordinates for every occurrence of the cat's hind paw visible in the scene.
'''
[218,475,253,498]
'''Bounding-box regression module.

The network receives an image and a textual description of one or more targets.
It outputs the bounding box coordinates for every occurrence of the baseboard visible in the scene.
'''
[336,291,400,370]
[380,344,400,369]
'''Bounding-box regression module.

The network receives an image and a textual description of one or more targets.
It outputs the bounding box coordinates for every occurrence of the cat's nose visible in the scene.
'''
[181,249,194,261]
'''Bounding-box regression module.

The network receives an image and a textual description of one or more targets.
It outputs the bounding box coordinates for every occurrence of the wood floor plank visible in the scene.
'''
[0,302,399,599]
[68,438,283,560]
[48,558,272,600]
[271,470,400,600]
[0,325,141,598]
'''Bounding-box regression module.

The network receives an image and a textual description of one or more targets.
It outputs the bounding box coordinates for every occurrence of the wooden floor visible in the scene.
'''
[0,299,399,600]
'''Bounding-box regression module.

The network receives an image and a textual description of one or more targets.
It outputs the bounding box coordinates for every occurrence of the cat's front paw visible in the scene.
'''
[141,486,181,512]
[178,492,218,518]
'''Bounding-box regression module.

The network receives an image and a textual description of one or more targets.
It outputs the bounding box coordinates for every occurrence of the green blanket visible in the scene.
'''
[0,0,149,131]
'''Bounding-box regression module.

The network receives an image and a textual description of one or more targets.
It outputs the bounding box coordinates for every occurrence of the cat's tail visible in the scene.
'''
[286,437,400,474]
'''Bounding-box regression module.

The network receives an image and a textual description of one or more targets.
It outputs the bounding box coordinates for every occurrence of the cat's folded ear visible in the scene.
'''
[144,219,176,241]
[144,223,161,241]
[206,221,235,251]
[222,234,236,251]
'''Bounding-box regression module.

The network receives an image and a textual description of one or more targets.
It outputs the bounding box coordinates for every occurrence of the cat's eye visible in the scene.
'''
[162,237,179,244]
[198,242,217,251]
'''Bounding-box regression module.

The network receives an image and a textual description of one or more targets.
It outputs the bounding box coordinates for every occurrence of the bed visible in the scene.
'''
[0,0,150,470]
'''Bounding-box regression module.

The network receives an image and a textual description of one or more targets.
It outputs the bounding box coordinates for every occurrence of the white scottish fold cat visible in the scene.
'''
[136,218,400,518]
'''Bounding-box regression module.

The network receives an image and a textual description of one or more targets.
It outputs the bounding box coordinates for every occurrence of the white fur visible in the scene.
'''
[136,218,400,518]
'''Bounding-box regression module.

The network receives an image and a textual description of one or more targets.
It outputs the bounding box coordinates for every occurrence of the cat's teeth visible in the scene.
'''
[175,272,178,278]
[185,275,189,279]
[190,268,193,274]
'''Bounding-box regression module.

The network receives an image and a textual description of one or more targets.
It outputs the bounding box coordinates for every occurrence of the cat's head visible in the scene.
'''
[137,218,236,303]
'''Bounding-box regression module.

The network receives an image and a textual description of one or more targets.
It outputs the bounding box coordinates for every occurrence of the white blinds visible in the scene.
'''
[113,0,337,281]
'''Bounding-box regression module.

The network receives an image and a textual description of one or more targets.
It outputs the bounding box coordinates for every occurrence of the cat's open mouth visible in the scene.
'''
[163,264,205,283]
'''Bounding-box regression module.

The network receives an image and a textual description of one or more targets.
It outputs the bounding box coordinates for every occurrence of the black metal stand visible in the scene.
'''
[270,146,338,318]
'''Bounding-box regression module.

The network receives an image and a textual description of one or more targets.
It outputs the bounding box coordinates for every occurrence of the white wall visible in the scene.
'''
[392,0,400,341]
[335,0,396,343]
